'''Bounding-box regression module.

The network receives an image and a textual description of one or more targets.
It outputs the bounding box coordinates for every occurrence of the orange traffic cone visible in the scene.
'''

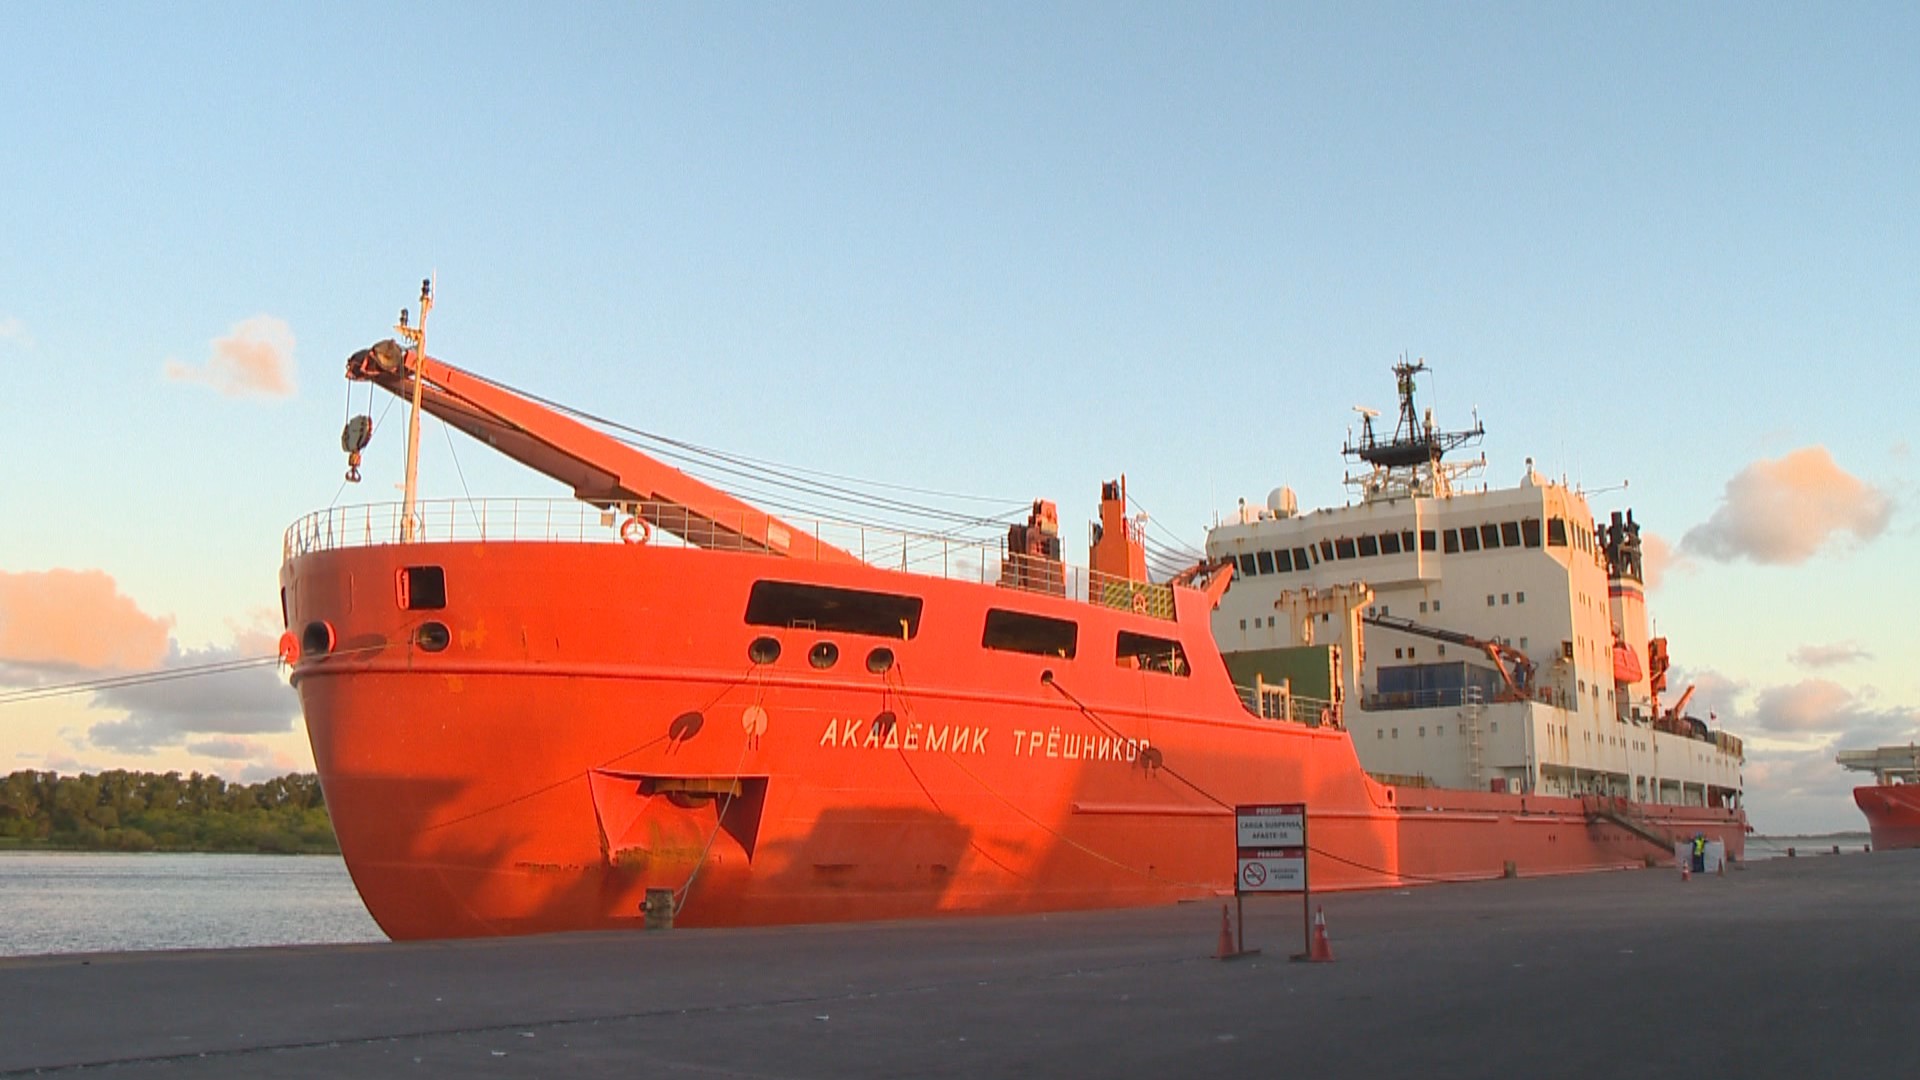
[1215,905,1237,959]
[1306,905,1334,962]
[1681,862,1691,882]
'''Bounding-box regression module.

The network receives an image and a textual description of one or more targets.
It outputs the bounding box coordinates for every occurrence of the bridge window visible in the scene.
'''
[1237,553,1257,577]
[1319,540,1334,561]
[1335,538,1357,560]
[1294,547,1311,568]
[746,581,923,639]
[1380,532,1402,555]
[1548,518,1568,546]
[1460,528,1481,552]
[1443,529,1461,554]
[1522,518,1542,548]
[1256,550,1275,575]
[1358,535,1379,557]
[1501,521,1522,548]
[1274,549,1293,572]
[1116,630,1188,676]
[1480,524,1502,549]
[983,608,1077,658]
[1420,530,1437,552]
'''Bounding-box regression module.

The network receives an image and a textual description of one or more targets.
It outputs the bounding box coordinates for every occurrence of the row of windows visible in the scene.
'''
[1378,720,1499,739]
[744,580,1191,677]
[1232,516,1576,579]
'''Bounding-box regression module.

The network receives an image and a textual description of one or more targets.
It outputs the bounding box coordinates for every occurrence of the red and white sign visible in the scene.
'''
[1237,849,1307,893]
[1235,803,1305,848]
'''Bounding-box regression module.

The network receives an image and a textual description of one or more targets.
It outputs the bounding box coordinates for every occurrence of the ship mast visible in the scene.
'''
[1341,359,1485,502]
[396,278,433,542]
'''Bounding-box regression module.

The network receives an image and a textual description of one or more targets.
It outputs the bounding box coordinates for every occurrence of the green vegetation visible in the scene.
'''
[0,770,336,854]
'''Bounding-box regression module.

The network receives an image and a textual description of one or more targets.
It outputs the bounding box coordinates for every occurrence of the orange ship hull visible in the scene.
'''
[1853,785,1920,851]
[284,536,1744,940]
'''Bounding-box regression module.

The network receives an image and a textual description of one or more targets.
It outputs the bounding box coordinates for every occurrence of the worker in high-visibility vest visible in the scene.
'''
[1691,834,1707,874]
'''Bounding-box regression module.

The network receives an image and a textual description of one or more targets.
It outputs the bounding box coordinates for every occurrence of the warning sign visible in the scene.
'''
[1237,849,1306,893]
[1235,803,1305,848]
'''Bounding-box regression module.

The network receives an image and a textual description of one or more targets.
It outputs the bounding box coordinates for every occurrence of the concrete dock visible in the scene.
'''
[3,850,1915,1078]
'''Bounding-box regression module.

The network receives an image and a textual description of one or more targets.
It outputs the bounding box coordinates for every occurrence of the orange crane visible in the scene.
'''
[1361,613,1536,702]
[343,338,864,565]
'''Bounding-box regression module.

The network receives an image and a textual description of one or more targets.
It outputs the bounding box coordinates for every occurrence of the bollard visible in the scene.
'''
[1786,847,1796,858]
[1503,860,1517,879]
[643,888,675,930]
[1832,844,1840,855]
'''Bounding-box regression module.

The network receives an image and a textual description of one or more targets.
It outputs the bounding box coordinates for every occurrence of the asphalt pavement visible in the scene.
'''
[2,848,1915,1079]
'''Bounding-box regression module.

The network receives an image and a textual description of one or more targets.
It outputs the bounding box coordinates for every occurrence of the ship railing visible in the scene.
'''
[1232,683,1340,728]
[284,498,1178,620]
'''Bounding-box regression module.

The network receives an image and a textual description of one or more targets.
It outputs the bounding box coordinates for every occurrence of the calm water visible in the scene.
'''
[0,852,385,958]
[1746,833,1872,860]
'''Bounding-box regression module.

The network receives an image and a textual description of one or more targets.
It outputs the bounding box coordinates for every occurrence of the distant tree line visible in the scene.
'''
[0,771,337,854]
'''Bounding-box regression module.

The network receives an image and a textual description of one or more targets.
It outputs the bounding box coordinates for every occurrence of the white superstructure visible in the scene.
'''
[1205,362,1743,810]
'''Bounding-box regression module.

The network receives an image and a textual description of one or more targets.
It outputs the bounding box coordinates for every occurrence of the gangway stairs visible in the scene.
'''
[1582,796,1674,851]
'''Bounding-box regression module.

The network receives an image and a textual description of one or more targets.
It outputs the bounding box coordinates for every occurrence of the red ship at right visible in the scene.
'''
[1838,745,1920,850]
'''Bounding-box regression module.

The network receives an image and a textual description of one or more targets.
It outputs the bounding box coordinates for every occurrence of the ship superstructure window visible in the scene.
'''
[1116,630,1188,676]
[1358,535,1379,557]
[983,609,1078,658]
[1460,528,1481,552]
[1380,532,1401,555]
[1444,529,1461,554]
[745,581,923,639]
[1420,530,1437,552]
[1480,524,1501,549]
[1319,540,1334,561]
[397,566,447,610]
[1548,518,1568,547]
[1522,519,1542,548]
[1294,546,1310,567]
[1256,550,1275,575]
[1335,538,1356,560]
[1501,522,1521,548]
[1237,554,1257,577]
[1274,549,1294,572]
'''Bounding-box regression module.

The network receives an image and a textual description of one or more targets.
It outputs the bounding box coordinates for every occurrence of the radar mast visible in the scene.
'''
[1341,359,1485,502]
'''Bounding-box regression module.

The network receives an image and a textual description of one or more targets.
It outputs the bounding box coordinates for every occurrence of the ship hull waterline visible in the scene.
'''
[285,539,1744,940]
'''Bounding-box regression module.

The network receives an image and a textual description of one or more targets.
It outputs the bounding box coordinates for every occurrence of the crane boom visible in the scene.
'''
[345,341,863,565]
[1362,612,1536,702]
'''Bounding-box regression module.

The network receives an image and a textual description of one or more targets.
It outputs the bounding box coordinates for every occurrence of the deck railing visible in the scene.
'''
[284,498,1177,619]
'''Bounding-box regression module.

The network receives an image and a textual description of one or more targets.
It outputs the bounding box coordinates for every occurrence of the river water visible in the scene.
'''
[0,852,384,958]
[0,836,1873,959]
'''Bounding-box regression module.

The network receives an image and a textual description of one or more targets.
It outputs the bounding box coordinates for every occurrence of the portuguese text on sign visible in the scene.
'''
[1235,803,1308,895]
[1235,803,1305,848]
[1237,850,1307,893]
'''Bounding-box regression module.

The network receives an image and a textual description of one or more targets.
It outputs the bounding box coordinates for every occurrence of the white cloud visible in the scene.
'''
[87,632,299,754]
[1790,642,1872,669]
[163,314,297,398]
[1680,447,1891,565]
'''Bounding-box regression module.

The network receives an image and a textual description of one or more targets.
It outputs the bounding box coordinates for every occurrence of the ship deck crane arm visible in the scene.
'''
[1362,612,1536,702]
[346,342,862,565]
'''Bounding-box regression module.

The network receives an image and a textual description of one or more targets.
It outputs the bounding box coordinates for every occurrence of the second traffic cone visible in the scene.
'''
[1215,905,1237,959]
[1307,905,1334,962]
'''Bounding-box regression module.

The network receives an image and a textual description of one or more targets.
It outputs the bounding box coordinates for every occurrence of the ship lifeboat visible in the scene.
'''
[1612,641,1643,684]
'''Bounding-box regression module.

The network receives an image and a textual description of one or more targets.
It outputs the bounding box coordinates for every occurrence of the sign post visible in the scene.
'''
[1232,803,1308,958]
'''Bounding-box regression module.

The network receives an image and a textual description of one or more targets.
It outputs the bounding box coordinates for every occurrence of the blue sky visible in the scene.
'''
[1,3,1914,833]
